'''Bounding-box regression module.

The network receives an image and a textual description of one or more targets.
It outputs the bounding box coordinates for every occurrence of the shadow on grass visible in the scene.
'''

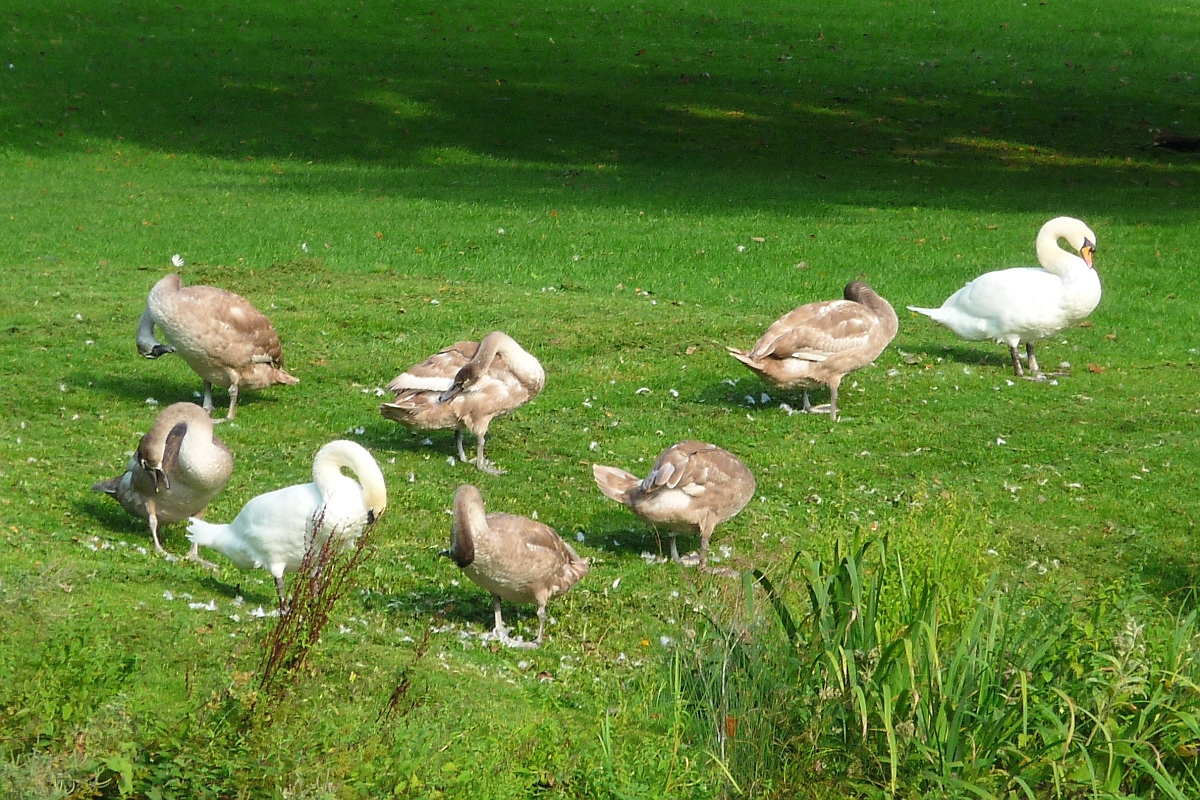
[73,372,198,407]
[904,340,1014,370]
[693,377,840,416]
[80,372,287,418]
[76,494,152,540]
[5,2,1198,220]
[368,425,463,461]
[584,509,688,561]
[371,584,546,631]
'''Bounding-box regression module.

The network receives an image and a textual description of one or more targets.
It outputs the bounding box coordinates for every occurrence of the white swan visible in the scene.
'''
[907,217,1100,377]
[443,484,589,648]
[187,440,387,604]
[727,281,898,420]
[93,402,232,564]
[137,273,299,420]
[380,331,545,474]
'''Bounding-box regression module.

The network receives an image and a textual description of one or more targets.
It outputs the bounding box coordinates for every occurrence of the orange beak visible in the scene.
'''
[1080,241,1095,269]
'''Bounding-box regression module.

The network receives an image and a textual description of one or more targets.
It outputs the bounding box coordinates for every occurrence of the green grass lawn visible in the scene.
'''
[2,0,1199,797]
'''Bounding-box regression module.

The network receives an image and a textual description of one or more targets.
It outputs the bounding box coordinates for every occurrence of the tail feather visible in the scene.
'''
[562,556,590,588]
[379,400,419,424]
[186,517,230,550]
[726,346,758,368]
[387,374,454,394]
[592,464,640,505]
[906,305,939,318]
[272,368,300,386]
[92,475,121,495]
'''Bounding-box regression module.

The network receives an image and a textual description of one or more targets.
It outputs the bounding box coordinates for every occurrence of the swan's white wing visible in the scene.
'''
[227,483,322,569]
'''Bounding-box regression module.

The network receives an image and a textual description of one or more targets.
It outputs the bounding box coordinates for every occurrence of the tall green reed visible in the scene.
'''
[676,538,1200,798]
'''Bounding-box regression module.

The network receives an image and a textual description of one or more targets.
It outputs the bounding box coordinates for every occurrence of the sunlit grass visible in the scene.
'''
[1,0,1199,796]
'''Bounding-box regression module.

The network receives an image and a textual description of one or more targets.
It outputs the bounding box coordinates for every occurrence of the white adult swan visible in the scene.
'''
[442,484,589,648]
[907,217,1099,377]
[137,273,299,420]
[93,401,233,564]
[380,331,545,474]
[187,440,387,605]
[727,281,898,420]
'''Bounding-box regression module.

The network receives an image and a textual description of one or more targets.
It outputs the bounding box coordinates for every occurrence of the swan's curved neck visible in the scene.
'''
[150,273,183,300]
[142,405,211,460]
[863,292,899,329]
[136,306,164,353]
[450,487,488,566]
[1036,227,1087,275]
[313,442,387,514]
[476,332,544,386]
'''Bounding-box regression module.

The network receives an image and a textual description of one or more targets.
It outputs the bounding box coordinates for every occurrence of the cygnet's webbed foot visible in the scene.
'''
[676,551,702,568]
[806,403,833,416]
[154,543,180,563]
[503,635,540,650]
[184,545,219,571]
[473,457,506,476]
[482,627,539,648]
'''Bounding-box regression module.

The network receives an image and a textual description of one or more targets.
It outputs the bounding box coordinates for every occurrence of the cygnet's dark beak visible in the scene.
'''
[139,343,175,359]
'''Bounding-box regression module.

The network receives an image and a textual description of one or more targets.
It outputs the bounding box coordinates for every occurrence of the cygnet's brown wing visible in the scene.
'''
[642,441,720,492]
[750,300,875,362]
[386,341,479,394]
[485,512,587,599]
[176,285,286,365]
[641,441,755,524]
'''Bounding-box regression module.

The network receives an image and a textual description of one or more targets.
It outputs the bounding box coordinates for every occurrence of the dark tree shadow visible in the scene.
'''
[5,3,1196,221]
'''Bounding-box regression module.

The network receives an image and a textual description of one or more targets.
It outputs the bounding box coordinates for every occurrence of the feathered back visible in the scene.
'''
[594,441,756,530]
[140,273,298,391]
[380,332,544,439]
[92,401,233,528]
